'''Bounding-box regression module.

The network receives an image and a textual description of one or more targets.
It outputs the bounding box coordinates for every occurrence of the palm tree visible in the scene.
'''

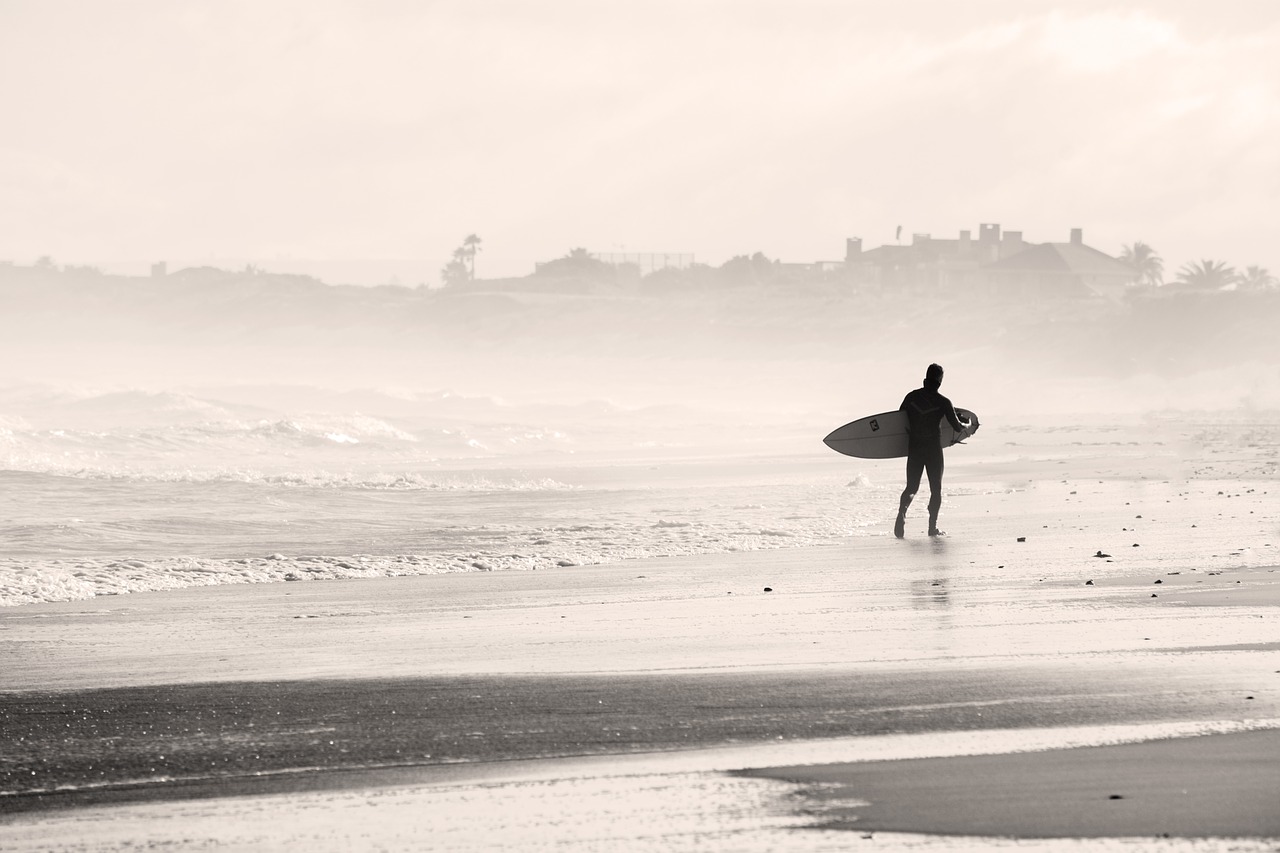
[1174,259,1237,291]
[462,234,482,281]
[440,247,470,287]
[1119,242,1163,287]
[1237,265,1277,291]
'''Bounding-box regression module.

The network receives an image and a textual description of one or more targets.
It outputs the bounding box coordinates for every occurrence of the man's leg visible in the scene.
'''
[896,451,924,538]
[925,447,945,535]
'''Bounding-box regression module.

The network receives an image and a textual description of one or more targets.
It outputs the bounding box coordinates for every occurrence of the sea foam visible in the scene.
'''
[0,474,883,606]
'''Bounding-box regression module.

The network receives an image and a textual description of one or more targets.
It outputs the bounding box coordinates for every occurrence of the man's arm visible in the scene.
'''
[941,395,968,432]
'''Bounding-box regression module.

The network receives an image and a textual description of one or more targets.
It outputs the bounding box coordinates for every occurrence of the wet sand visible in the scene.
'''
[3,433,1279,849]
[743,728,1280,839]
[5,661,1277,815]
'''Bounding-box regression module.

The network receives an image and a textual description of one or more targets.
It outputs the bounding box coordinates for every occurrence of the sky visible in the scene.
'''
[1,0,1278,283]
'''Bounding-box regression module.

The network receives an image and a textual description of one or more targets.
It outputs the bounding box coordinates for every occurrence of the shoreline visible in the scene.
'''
[4,551,1277,692]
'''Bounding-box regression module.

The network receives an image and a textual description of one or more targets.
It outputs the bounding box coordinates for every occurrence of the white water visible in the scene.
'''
[0,384,889,606]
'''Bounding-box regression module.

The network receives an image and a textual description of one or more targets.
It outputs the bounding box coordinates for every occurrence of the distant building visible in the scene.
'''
[978,229,1137,299]
[845,224,1135,298]
[150,261,167,277]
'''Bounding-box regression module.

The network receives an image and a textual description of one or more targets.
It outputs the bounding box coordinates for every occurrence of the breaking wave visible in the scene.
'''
[0,475,885,606]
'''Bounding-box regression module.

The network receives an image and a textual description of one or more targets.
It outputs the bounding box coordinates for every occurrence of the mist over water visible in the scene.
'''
[4,266,1280,420]
[2,265,1278,606]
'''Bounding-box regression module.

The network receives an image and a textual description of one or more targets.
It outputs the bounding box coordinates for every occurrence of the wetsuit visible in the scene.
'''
[897,382,967,534]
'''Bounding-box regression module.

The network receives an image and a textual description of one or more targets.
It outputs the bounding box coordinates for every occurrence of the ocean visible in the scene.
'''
[0,386,885,607]
[4,384,1277,609]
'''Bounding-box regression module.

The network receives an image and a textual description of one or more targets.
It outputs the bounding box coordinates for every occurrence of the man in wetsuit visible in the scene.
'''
[894,363,972,538]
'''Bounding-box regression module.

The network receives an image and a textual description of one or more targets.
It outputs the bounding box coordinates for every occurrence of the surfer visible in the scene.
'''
[895,363,972,538]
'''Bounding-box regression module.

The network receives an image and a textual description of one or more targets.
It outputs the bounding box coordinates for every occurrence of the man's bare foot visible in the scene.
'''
[928,528,945,537]
[894,514,905,539]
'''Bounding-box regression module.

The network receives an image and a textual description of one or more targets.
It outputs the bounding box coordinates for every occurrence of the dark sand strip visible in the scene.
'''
[3,664,1274,815]
[743,729,1280,838]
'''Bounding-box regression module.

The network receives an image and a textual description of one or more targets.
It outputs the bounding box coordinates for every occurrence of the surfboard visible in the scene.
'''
[823,408,978,459]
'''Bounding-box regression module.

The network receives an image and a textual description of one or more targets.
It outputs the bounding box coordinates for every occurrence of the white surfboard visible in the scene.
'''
[823,408,978,459]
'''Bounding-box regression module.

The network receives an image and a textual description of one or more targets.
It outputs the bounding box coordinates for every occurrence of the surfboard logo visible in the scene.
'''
[869,419,880,431]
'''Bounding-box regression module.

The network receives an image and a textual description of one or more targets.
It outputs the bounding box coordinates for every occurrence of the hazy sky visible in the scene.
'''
[2,0,1277,280]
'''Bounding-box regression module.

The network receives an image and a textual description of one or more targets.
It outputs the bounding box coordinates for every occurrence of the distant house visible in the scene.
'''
[846,224,1135,298]
[846,224,1021,292]
[977,229,1137,299]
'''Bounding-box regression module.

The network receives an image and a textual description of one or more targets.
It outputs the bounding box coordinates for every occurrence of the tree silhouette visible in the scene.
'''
[440,247,470,287]
[718,252,776,285]
[1237,265,1277,291]
[462,234,482,280]
[1174,259,1237,291]
[1119,242,1163,287]
[535,247,612,279]
[439,235,482,286]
